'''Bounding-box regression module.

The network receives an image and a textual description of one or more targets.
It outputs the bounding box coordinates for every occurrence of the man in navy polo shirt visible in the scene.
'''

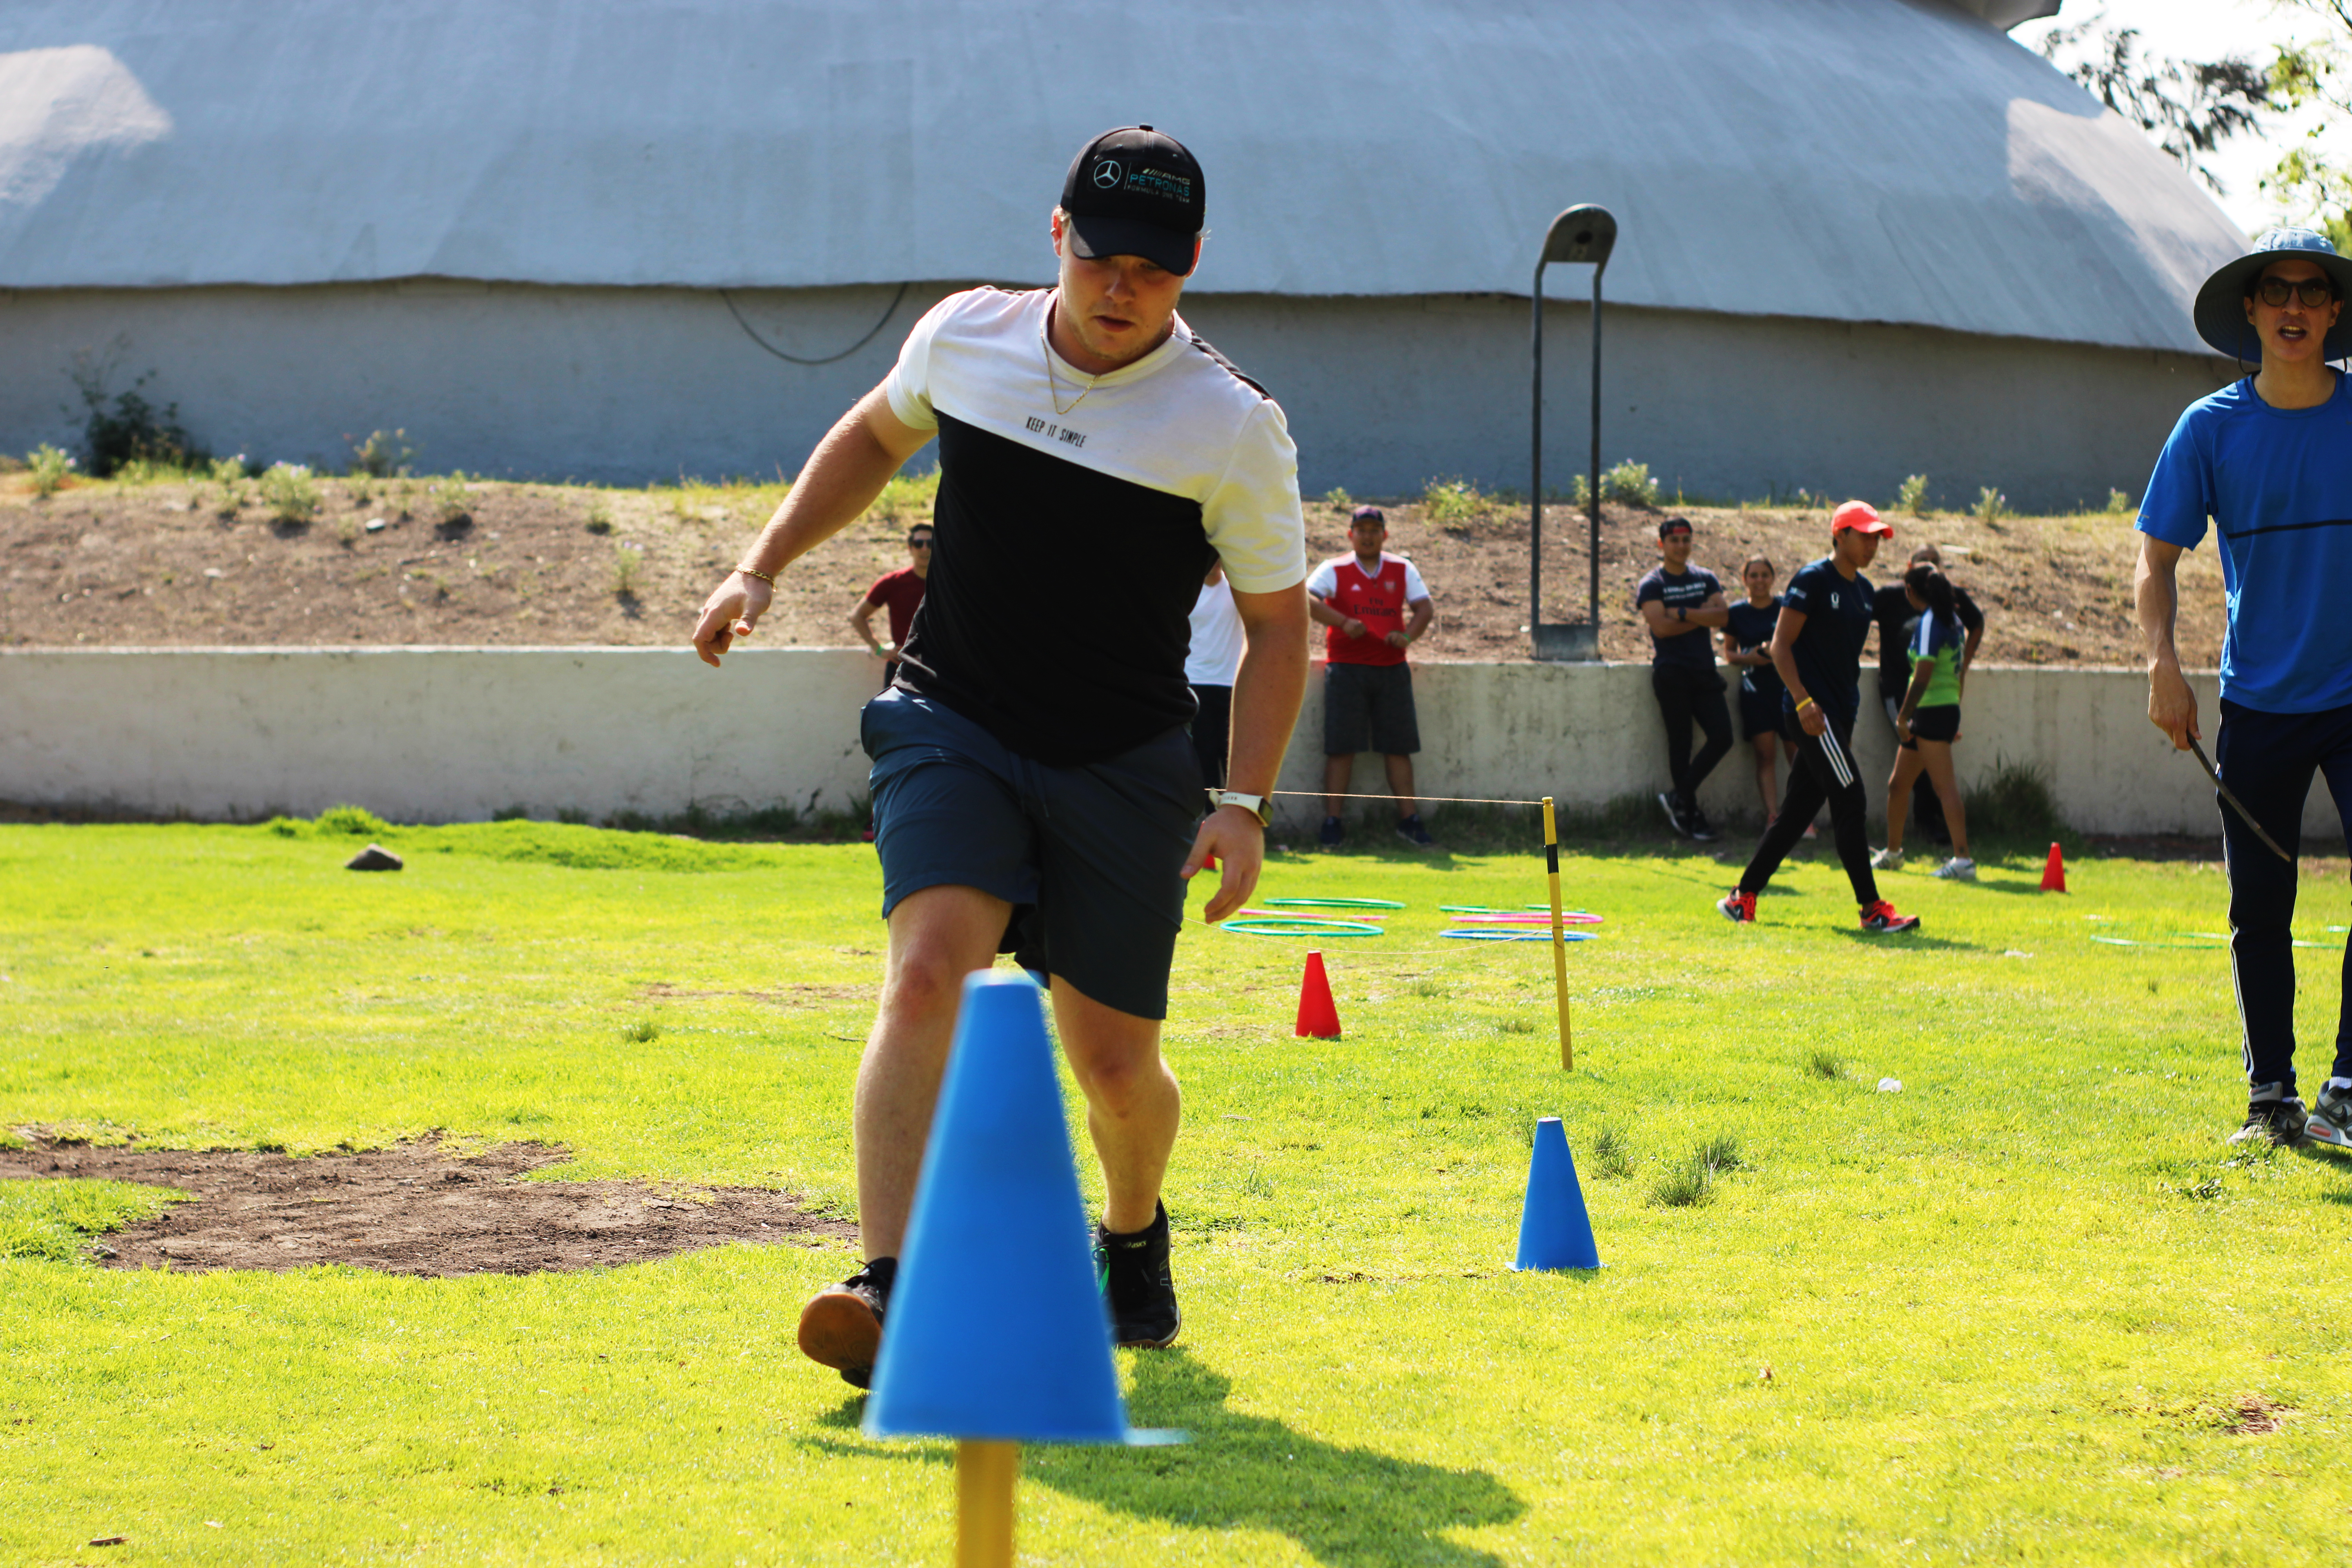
[1635,515,1731,841]
[1718,502,1921,934]
[2137,227,2352,1149]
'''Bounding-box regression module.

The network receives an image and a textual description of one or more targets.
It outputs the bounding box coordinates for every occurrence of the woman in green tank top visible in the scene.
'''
[1878,565,1974,878]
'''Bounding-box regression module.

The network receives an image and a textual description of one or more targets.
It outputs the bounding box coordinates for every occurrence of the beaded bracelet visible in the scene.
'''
[735,564,776,585]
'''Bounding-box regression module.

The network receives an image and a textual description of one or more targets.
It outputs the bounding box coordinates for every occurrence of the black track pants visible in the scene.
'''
[1653,663,1734,808]
[2216,698,2352,1092]
[1740,717,1878,908]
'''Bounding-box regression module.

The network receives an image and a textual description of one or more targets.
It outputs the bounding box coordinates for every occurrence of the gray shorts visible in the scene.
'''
[860,688,1198,1021]
[1323,661,1420,756]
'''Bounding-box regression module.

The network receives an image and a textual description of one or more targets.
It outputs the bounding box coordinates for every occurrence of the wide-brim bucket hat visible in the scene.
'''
[2193,227,2352,362]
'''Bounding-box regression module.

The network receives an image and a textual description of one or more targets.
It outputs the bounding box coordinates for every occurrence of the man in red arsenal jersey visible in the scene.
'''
[849,523,933,689]
[1308,505,1436,846]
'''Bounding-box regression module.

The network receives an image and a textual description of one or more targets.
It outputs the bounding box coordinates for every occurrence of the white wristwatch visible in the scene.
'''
[1216,790,1273,827]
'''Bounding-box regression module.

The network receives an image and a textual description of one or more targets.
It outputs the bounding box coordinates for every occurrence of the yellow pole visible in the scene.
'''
[1543,796,1572,1071]
[956,1440,1019,1568]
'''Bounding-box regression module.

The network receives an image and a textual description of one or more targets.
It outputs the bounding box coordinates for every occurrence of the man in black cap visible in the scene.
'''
[2137,227,2352,1149]
[691,126,1310,1382]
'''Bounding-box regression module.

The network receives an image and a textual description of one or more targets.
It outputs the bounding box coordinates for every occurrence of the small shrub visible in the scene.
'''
[1695,1134,1744,1174]
[1588,1123,1634,1180]
[1602,459,1661,507]
[1648,1158,1714,1208]
[621,1019,660,1044]
[259,461,321,524]
[71,362,202,477]
[1423,476,1482,523]
[348,473,377,506]
[1965,757,2063,841]
[1974,485,2007,524]
[1496,1016,1534,1034]
[1896,474,1931,514]
[584,497,614,535]
[2105,487,2134,515]
[1322,486,1355,510]
[207,455,247,512]
[1805,1048,1844,1080]
[26,444,75,497]
[332,516,362,546]
[1240,1167,1275,1200]
[349,428,414,478]
[610,543,646,597]
[1565,473,1592,508]
[432,472,472,525]
[314,804,391,836]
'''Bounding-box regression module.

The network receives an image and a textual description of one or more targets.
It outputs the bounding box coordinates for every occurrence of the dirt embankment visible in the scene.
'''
[0,472,2223,666]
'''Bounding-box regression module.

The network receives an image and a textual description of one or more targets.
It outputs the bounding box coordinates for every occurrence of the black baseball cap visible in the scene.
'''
[1060,125,1205,277]
[1350,505,1386,526]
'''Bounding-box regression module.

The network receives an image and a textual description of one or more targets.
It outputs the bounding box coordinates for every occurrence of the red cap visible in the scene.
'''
[1832,500,1892,536]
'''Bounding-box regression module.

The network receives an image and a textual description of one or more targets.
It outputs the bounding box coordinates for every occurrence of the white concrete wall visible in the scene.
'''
[2,648,2332,842]
[0,284,2229,511]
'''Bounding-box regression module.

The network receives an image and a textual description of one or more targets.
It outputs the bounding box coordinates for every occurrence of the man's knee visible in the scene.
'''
[1066,1038,1169,1115]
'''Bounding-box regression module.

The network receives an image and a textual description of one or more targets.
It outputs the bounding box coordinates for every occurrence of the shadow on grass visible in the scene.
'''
[804,1350,1523,1565]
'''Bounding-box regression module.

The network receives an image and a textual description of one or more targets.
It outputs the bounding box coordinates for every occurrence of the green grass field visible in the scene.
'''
[4,819,2349,1565]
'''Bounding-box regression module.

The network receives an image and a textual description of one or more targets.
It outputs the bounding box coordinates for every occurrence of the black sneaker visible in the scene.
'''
[1395,813,1436,848]
[2229,1085,2311,1147]
[1684,806,1722,843]
[1657,791,1693,838]
[1319,815,1345,848]
[1096,1202,1181,1349]
[797,1258,895,1388]
[2308,1082,2352,1149]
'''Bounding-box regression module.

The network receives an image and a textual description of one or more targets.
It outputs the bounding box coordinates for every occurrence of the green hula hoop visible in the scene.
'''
[1262,897,1406,911]
[1220,917,1384,937]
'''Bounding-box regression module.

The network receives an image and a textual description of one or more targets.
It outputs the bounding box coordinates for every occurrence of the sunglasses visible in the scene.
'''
[908,537,934,548]
[2255,276,2338,309]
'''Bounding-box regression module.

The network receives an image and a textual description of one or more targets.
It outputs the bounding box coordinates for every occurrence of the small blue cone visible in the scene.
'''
[1511,1117,1601,1271]
[863,971,1129,1444]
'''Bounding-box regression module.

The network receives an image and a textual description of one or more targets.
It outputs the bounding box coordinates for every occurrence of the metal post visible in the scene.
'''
[1588,269,1603,631]
[1530,266,1546,637]
[1528,205,1615,662]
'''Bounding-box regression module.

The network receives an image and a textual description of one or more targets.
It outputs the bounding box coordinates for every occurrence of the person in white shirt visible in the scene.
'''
[1186,561,1245,795]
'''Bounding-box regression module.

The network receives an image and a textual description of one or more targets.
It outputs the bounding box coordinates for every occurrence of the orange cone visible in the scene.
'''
[2040,842,2067,893]
[1295,951,1341,1038]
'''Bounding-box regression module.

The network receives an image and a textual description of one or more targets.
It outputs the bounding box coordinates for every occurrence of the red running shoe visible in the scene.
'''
[1859,900,1920,933]
[1717,889,1756,924]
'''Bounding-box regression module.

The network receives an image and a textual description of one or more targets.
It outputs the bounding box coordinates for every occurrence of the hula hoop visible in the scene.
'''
[1237,907,1386,920]
[1441,928,1597,942]
[1449,912,1602,926]
[1519,906,1602,917]
[1262,897,1407,911]
[1220,917,1383,938]
[2089,935,2225,949]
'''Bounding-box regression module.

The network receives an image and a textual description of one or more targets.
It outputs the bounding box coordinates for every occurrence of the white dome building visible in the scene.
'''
[0,0,2243,510]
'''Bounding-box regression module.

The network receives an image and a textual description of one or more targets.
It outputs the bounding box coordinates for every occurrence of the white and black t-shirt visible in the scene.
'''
[883,287,1305,765]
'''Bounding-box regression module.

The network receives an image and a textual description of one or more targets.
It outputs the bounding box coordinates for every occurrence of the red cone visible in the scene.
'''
[2040,841,2066,893]
[1203,850,1218,871]
[1295,950,1341,1038]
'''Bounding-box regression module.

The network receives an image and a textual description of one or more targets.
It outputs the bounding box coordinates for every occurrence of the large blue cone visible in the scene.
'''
[1512,1117,1601,1271]
[864,971,1129,1444]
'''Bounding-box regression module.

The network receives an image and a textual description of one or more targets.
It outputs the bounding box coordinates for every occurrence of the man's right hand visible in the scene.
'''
[2147,659,2199,750]
[865,643,892,661]
[1342,618,1367,639]
[692,573,774,668]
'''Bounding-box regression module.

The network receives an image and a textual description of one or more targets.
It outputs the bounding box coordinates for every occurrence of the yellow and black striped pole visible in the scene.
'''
[1542,796,1572,1071]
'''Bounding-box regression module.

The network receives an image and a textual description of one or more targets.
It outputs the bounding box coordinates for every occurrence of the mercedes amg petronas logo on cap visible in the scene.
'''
[1093,159,1123,189]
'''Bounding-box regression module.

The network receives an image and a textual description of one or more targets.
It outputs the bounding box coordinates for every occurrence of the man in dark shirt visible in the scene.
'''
[1873,543,1982,844]
[1718,502,1921,933]
[1635,515,1730,841]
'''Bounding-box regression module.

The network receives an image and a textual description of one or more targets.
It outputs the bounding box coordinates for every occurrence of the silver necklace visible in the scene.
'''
[1041,303,1099,418]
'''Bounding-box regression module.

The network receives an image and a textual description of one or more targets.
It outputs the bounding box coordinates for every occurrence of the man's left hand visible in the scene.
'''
[1183,805,1265,922]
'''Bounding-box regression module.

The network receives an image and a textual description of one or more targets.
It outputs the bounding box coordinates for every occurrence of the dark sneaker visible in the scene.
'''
[1319,815,1345,848]
[1717,889,1756,924]
[1096,1202,1181,1349]
[797,1258,895,1388]
[2230,1085,2311,1147]
[2308,1083,2352,1149]
[1859,900,1921,934]
[1658,792,1693,838]
[1685,806,1722,843]
[1395,813,1436,848]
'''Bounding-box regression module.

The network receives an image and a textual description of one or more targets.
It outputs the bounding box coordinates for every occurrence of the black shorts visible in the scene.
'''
[1901,705,1960,747]
[1739,684,1783,742]
[1323,661,1420,756]
[861,689,1198,1021]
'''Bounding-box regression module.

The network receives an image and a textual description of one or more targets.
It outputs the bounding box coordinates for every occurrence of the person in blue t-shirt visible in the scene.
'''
[1635,515,1731,841]
[1718,503,1920,934]
[2137,227,2352,1150]
[1722,555,1792,826]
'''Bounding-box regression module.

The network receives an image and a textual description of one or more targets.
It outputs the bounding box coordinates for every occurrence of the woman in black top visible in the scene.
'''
[1722,555,1787,826]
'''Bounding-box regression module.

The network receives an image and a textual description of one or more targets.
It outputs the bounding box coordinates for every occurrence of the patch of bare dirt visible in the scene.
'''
[0,1133,853,1277]
[0,475,2225,669]
[2222,1394,2286,1436]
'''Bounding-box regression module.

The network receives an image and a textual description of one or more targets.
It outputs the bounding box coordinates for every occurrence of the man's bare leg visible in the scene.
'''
[1383,753,1419,818]
[1050,976,1180,1234]
[1323,754,1354,820]
[853,883,1013,1259]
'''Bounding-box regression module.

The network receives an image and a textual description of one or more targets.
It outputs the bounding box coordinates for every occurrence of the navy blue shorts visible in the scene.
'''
[860,688,1199,1021]
[1739,684,1783,742]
